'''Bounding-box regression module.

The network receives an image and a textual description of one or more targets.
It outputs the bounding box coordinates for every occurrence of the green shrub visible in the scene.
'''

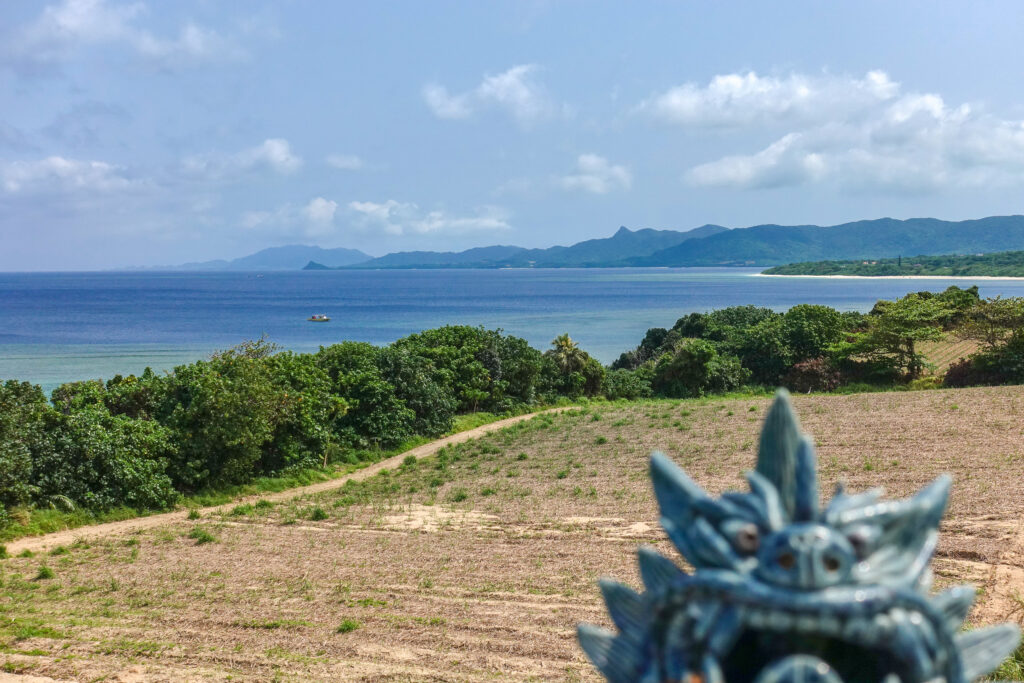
[336,619,360,633]
[652,340,750,398]
[187,525,217,545]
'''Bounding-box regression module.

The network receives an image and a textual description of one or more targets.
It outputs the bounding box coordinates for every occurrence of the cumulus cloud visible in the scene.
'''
[348,200,510,235]
[423,65,554,124]
[639,70,898,128]
[558,154,632,194]
[673,70,1024,192]
[325,154,363,170]
[183,138,302,179]
[240,197,340,238]
[303,197,338,225]
[5,0,245,72]
[0,155,139,193]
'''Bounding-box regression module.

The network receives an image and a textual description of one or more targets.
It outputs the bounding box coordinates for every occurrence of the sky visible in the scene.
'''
[2,1,1024,270]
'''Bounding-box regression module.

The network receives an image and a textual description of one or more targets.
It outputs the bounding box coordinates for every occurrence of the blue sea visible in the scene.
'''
[5,268,1024,396]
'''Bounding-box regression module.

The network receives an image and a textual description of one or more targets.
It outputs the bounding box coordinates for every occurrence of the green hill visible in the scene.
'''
[763,249,1024,277]
[324,225,728,269]
[632,215,1024,266]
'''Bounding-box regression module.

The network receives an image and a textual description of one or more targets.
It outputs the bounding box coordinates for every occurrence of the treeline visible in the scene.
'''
[0,327,606,523]
[610,286,1024,395]
[3,286,1024,525]
[763,249,1024,277]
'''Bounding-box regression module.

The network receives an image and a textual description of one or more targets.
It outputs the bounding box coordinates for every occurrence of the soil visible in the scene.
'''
[2,388,1023,681]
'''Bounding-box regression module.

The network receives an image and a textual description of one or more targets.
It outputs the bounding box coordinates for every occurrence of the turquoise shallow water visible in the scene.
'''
[5,268,1024,396]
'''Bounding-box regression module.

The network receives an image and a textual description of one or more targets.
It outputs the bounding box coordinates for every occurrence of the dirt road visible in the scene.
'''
[5,408,569,556]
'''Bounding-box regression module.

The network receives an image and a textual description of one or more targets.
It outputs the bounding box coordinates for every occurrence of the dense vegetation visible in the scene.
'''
[763,249,1024,277]
[0,327,604,527]
[2,285,1023,529]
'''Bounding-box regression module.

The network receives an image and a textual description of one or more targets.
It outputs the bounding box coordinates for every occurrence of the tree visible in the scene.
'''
[603,367,654,400]
[0,381,52,512]
[541,334,605,398]
[394,326,541,412]
[835,294,952,380]
[652,340,750,398]
[38,405,179,511]
[377,347,456,436]
[958,297,1024,350]
[157,343,284,489]
[732,316,793,385]
[263,351,346,472]
[782,304,844,361]
[547,334,587,374]
[315,342,415,449]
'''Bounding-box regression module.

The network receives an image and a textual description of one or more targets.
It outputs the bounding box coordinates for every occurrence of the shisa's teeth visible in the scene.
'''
[794,614,820,633]
[815,614,842,637]
[745,609,768,629]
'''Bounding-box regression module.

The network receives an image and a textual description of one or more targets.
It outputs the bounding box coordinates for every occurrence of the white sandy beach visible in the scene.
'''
[753,273,1024,281]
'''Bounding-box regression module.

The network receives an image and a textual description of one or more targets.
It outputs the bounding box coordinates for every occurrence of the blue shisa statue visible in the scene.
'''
[579,390,1020,682]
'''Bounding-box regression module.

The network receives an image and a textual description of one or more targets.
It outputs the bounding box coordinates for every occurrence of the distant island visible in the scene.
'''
[762,249,1024,277]
[148,245,372,271]
[303,215,1024,270]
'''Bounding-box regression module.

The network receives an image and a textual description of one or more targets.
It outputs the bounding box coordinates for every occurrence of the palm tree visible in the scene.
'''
[548,334,587,374]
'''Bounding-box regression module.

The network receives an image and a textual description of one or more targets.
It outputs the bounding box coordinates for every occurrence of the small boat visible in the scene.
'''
[308,314,331,322]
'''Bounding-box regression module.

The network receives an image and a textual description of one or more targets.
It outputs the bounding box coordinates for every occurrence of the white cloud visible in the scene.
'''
[240,197,340,238]
[348,200,510,235]
[183,138,302,179]
[678,71,1024,192]
[423,65,553,124]
[237,139,301,173]
[640,70,898,128]
[0,155,138,193]
[7,0,245,71]
[303,197,337,225]
[558,154,632,194]
[325,154,363,170]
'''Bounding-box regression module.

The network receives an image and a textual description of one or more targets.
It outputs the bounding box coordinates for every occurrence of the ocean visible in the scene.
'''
[5,267,1024,396]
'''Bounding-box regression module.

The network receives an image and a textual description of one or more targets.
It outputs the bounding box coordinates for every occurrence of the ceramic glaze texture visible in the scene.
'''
[578,390,1021,683]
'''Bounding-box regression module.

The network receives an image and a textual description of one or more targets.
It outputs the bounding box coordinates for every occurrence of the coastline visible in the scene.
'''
[753,273,1024,281]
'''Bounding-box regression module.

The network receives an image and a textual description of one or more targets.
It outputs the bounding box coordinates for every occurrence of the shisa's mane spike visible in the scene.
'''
[636,545,685,592]
[756,389,818,522]
[793,435,819,522]
[932,585,976,632]
[957,626,1023,680]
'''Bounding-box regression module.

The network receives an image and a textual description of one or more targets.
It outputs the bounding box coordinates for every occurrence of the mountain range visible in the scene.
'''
[155,215,1024,271]
[154,245,372,271]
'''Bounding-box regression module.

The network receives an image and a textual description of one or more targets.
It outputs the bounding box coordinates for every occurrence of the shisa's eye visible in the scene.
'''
[734,523,760,554]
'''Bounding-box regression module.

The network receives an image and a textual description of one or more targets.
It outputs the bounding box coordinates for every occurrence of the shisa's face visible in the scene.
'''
[578,391,1020,683]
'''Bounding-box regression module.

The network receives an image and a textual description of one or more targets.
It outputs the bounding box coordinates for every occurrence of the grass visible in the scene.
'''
[335,619,360,634]
[0,407,546,544]
[992,643,1024,680]
[187,526,217,545]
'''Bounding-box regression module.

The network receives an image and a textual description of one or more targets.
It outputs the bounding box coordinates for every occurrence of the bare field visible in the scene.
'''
[3,386,1024,681]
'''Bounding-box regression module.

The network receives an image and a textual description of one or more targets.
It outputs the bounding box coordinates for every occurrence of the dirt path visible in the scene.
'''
[5,408,570,556]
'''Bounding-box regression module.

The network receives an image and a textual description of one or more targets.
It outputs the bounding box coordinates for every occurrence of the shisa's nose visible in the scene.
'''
[755,523,855,590]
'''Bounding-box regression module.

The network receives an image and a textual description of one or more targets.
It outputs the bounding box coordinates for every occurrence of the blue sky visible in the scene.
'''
[2,1,1024,270]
